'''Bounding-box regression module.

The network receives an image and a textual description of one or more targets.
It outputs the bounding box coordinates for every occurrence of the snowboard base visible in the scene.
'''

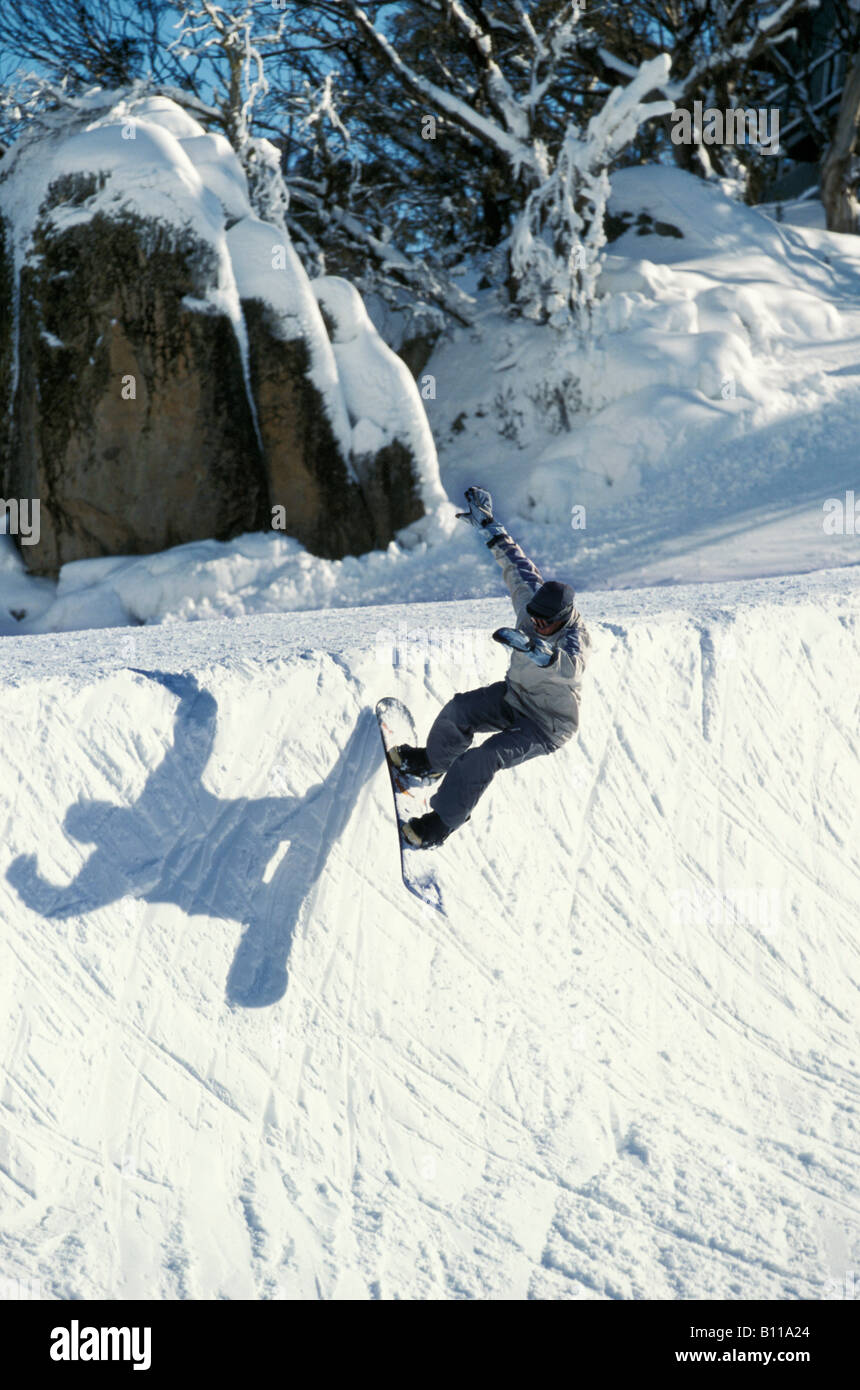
[375,697,444,914]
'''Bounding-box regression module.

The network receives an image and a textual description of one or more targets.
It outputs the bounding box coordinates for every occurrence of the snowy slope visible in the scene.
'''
[1,569,857,1300]
[429,169,860,592]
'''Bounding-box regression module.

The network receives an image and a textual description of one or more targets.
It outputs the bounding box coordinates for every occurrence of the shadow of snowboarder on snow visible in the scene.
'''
[7,670,375,1008]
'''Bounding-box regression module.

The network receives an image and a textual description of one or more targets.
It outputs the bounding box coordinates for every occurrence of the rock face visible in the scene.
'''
[0,214,13,474]
[241,302,424,557]
[6,191,268,576]
[226,217,429,559]
[0,93,442,577]
[311,275,437,549]
[242,299,369,558]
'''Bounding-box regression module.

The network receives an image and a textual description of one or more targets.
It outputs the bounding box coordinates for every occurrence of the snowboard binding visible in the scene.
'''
[388,743,443,785]
[402,811,451,850]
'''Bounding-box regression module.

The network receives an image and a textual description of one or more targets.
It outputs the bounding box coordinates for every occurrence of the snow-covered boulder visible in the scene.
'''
[311,275,447,536]
[0,90,440,575]
[226,217,383,555]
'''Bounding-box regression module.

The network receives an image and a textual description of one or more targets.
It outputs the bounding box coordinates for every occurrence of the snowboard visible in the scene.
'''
[375,697,444,915]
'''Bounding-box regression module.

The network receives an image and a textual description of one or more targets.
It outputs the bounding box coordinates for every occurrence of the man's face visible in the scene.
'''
[531,613,564,636]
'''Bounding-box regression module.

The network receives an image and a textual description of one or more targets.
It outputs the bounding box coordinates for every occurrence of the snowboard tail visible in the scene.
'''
[375,697,444,914]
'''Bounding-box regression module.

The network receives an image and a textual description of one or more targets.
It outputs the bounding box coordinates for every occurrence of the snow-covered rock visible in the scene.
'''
[0,89,442,574]
[312,275,447,518]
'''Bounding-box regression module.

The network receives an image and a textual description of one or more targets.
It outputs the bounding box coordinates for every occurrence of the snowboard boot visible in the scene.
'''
[389,743,442,784]
[402,810,451,850]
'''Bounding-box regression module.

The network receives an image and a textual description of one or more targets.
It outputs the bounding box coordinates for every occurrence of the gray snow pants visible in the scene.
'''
[427,681,553,832]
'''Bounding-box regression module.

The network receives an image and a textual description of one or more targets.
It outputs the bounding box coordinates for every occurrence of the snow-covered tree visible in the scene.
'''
[509,55,672,326]
[170,2,290,230]
[338,3,671,324]
[1,0,833,333]
[821,50,860,232]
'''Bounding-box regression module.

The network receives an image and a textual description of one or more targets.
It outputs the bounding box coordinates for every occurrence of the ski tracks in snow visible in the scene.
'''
[0,582,858,1298]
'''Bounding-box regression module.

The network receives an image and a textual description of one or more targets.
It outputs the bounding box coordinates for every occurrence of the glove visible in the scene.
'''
[456,486,505,543]
[492,627,557,667]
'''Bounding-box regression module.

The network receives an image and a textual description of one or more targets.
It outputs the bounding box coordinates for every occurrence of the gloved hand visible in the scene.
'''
[492,627,557,667]
[456,486,505,543]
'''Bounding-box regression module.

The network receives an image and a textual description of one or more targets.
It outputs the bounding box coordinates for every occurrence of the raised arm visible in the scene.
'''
[487,529,543,623]
[456,485,543,622]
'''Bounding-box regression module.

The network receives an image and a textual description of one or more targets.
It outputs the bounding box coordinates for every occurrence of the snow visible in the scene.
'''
[311,275,447,512]
[0,568,857,1298]
[179,131,255,222]
[423,168,860,578]
[125,93,209,141]
[37,118,227,250]
[226,217,353,460]
[757,192,827,230]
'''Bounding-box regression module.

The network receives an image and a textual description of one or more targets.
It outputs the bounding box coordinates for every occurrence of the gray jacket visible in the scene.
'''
[490,530,590,747]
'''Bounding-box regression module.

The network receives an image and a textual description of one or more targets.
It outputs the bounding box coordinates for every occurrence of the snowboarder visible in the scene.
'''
[390,486,590,848]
